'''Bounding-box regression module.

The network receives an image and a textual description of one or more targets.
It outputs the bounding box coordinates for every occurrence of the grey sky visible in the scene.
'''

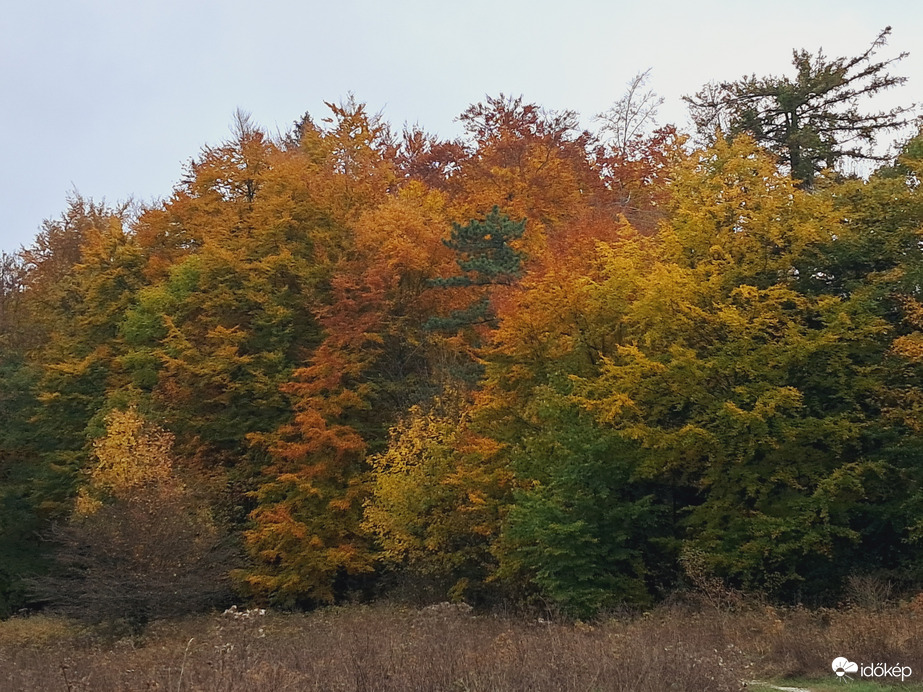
[2,0,921,254]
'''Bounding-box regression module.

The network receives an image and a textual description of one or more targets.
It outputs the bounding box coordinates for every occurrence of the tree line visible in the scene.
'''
[1,29,922,621]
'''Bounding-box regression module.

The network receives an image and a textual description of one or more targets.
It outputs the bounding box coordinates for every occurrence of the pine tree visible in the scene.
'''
[427,207,525,332]
[686,27,914,188]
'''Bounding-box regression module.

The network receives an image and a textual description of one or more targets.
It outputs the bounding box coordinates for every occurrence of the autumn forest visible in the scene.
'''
[3,29,923,626]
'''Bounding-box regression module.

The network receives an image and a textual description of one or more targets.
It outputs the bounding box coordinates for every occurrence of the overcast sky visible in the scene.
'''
[2,0,921,254]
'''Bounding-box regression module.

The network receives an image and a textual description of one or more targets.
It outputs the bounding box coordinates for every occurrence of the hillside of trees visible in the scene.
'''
[2,29,923,623]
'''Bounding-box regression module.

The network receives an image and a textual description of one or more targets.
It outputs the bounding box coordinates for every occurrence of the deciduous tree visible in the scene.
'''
[34,408,235,629]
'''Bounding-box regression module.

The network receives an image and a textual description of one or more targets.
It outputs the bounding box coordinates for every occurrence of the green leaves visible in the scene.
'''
[686,27,912,188]
[497,401,658,617]
[436,206,526,287]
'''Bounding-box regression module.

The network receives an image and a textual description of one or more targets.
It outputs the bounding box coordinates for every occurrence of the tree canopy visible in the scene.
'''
[2,40,923,620]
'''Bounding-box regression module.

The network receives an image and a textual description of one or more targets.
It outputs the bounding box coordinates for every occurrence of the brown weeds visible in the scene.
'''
[0,605,747,691]
[4,600,923,691]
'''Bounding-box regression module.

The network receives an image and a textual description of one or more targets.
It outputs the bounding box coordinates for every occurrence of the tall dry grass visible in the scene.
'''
[728,602,923,680]
[0,603,743,691]
[4,598,923,691]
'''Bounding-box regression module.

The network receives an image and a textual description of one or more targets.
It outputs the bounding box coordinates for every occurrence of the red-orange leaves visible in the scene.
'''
[242,171,454,606]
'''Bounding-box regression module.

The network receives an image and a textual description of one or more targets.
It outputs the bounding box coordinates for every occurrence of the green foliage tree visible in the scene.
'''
[468,223,678,614]
[427,207,526,339]
[435,206,526,288]
[814,131,923,580]
[568,136,917,598]
[0,355,44,617]
[496,399,661,617]
[686,27,914,188]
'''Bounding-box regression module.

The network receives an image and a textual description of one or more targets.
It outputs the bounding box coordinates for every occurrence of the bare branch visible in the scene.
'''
[598,69,665,157]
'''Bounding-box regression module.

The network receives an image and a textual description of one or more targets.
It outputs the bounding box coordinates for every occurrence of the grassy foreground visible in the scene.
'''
[2,601,923,691]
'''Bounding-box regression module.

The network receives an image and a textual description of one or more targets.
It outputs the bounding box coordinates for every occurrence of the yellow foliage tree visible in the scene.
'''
[76,407,174,515]
[363,394,512,597]
[39,406,236,627]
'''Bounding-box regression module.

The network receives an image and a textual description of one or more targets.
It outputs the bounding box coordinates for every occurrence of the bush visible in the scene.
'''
[31,481,237,630]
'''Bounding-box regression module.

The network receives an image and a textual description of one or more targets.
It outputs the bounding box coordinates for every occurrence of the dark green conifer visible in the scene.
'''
[427,207,526,332]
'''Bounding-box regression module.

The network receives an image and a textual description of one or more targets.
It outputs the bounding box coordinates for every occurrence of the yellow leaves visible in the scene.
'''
[892,333,923,362]
[69,407,180,520]
[206,324,246,345]
[353,182,452,281]
[577,390,637,427]
[720,387,803,424]
[892,298,923,363]
[73,488,102,517]
[466,490,487,506]
[327,497,354,512]
[83,407,174,509]
[363,396,509,574]
[883,387,923,433]
[665,133,837,287]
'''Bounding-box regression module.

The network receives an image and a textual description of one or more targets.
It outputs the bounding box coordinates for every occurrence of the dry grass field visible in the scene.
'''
[3,600,923,691]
